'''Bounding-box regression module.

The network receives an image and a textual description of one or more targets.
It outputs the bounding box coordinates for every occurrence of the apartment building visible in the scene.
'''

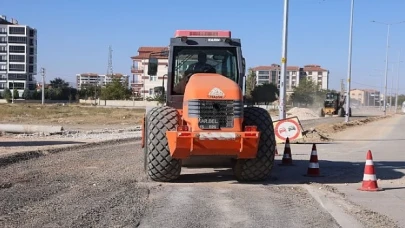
[252,64,303,91]
[302,64,329,90]
[350,89,381,106]
[251,64,329,92]
[76,73,129,89]
[0,15,37,96]
[130,47,168,98]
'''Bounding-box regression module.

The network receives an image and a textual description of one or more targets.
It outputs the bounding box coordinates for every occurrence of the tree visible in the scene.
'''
[3,88,11,103]
[13,89,19,99]
[22,88,31,99]
[153,86,166,104]
[397,94,405,107]
[251,83,279,105]
[245,68,257,98]
[100,78,131,100]
[79,84,100,99]
[50,77,69,89]
[290,78,318,106]
[32,90,40,100]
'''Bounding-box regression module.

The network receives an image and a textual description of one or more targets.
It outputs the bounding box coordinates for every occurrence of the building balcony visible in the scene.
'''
[131,82,144,88]
[131,67,144,74]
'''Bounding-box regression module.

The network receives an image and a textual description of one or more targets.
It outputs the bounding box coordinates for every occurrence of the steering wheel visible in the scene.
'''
[185,65,216,83]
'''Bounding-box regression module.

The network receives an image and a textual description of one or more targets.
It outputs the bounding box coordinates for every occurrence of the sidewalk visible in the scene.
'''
[329,114,405,227]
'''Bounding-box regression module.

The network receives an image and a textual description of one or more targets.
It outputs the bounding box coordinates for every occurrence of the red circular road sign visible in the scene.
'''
[275,119,301,141]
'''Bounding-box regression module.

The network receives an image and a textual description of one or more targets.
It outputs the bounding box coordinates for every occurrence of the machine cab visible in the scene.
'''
[147,30,246,109]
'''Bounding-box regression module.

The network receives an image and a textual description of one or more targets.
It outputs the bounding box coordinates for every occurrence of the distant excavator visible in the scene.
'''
[319,92,351,117]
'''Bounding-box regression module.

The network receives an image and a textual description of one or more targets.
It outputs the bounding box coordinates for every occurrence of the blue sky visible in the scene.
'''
[3,0,405,93]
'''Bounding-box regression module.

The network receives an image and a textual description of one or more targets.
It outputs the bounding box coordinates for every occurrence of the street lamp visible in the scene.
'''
[11,80,14,104]
[279,0,289,120]
[371,20,405,115]
[345,0,355,123]
[395,50,402,112]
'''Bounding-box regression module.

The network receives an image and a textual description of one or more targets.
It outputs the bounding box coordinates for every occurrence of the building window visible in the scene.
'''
[258,71,269,75]
[8,36,26,44]
[308,71,312,75]
[9,55,25,62]
[318,71,323,76]
[292,71,296,75]
[9,46,25,53]
[150,75,157,81]
[149,88,153,95]
[29,29,36,37]
[9,64,25,71]
[9,27,25,35]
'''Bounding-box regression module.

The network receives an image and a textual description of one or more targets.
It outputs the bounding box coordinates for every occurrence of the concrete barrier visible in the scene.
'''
[0,124,63,134]
[0,99,72,104]
[79,99,160,107]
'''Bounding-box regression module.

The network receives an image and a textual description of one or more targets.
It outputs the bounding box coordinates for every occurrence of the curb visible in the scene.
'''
[0,136,142,167]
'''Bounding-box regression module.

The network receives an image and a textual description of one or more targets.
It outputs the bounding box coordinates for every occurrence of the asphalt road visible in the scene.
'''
[273,114,405,228]
[0,112,392,228]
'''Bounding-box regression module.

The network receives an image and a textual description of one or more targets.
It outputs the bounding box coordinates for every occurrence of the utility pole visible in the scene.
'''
[279,0,289,120]
[11,80,14,104]
[40,67,45,105]
[345,0,354,123]
[371,20,405,115]
[395,50,401,113]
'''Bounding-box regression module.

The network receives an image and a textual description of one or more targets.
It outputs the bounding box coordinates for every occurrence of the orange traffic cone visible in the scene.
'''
[305,143,321,177]
[279,137,293,166]
[358,150,382,191]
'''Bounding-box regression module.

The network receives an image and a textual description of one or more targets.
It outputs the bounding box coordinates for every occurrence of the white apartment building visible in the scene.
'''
[76,73,129,89]
[252,64,303,94]
[0,15,37,97]
[131,47,168,99]
[302,64,329,90]
[252,64,329,92]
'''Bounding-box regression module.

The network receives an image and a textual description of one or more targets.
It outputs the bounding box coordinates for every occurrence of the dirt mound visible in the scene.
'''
[286,107,319,120]
[291,115,393,143]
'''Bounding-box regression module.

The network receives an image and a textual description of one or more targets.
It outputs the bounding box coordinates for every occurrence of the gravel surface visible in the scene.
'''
[0,141,342,228]
[0,141,149,228]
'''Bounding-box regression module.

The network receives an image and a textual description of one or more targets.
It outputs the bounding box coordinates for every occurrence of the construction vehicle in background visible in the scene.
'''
[141,30,276,182]
[319,92,352,117]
